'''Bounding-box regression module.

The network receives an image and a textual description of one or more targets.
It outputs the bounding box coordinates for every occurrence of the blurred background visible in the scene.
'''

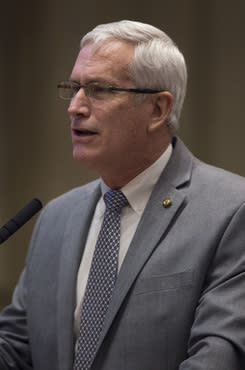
[1,0,245,310]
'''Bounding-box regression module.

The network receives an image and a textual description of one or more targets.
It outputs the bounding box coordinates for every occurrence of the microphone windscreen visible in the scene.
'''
[0,198,43,244]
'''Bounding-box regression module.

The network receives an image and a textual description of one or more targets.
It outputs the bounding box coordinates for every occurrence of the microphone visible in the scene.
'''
[0,198,43,244]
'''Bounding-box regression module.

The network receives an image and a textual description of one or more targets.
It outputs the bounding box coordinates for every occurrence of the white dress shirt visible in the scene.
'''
[74,144,172,337]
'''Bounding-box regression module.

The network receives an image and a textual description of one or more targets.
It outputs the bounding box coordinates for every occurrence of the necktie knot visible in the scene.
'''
[104,190,129,212]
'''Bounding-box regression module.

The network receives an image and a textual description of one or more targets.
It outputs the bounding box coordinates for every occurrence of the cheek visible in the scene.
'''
[95,101,149,148]
[115,119,147,159]
[111,112,139,142]
[124,110,149,142]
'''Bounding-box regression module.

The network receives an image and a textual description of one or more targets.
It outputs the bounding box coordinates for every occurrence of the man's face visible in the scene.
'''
[68,40,156,186]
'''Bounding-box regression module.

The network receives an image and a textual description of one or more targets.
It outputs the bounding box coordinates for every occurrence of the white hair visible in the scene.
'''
[80,20,187,133]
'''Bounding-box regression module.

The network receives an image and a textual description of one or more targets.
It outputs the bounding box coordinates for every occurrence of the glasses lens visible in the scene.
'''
[57,81,114,100]
[86,83,111,99]
[57,81,77,100]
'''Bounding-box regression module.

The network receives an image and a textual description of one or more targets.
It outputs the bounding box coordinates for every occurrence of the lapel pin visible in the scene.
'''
[162,198,172,208]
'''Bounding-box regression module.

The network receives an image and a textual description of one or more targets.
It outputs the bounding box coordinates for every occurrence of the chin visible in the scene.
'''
[72,149,98,171]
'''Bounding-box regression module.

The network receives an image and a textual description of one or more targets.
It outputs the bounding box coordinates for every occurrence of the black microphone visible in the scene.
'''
[0,199,43,244]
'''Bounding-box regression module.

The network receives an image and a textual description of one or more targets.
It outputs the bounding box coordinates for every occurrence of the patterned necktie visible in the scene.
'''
[74,189,129,370]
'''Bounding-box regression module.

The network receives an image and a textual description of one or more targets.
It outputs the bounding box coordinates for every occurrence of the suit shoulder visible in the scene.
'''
[193,158,245,199]
[43,179,101,213]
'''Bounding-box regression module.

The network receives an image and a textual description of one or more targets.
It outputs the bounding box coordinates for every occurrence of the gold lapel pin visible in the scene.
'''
[162,198,172,208]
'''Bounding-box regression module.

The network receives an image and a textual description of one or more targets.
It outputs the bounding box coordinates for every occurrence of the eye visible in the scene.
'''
[93,85,107,92]
[58,81,81,99]
[67,82,80,93]
[62,81,80,92]
[87,83,111,99]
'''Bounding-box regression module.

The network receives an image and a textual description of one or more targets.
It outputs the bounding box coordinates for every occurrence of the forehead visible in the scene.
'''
[70,40,135,84]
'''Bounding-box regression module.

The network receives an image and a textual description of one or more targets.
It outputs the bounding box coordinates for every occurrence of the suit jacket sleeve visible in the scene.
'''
[0,268,32,369]
[179,201,245,370]
[0,207,45,370]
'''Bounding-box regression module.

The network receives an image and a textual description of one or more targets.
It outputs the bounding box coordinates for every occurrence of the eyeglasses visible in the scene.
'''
[57,80,165,100]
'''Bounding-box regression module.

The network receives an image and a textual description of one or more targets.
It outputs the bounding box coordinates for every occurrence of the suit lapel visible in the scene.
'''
[95,138,194,355]
[56,181,101,370]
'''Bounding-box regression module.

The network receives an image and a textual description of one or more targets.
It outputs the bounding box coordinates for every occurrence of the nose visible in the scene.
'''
[67,88,91,118]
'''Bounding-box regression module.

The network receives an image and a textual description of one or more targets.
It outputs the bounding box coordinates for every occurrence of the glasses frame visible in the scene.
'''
[57,80,166,100]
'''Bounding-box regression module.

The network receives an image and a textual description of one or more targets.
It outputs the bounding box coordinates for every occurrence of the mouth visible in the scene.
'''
[72,128,98,137]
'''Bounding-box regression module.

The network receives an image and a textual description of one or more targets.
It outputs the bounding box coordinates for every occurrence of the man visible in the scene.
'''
[0,20,245,370]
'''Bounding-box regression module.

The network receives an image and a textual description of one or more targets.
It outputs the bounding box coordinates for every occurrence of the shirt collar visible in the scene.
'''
[101,143,172,215]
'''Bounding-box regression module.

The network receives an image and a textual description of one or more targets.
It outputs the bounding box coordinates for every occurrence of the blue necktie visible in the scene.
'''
[74,189,129,370]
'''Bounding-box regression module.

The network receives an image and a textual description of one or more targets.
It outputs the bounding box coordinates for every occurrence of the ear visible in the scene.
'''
[148,91,173,133]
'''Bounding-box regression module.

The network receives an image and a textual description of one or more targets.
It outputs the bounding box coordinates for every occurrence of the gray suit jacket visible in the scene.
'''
[1,138,245,370]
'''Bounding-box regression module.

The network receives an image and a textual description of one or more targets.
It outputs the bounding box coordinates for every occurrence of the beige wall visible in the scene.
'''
[1,0,245,309]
